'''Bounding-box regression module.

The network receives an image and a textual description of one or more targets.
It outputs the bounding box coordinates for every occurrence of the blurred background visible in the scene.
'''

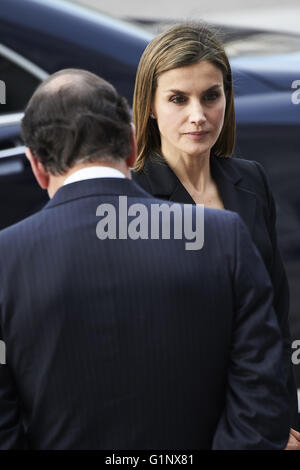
[73,0,300,34]
[0,0,299,409]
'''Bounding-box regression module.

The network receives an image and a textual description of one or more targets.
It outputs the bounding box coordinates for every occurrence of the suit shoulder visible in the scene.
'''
[205,207,242,228]
[0,211,44,247]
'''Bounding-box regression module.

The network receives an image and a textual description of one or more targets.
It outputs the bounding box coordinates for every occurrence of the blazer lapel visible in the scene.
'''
[143,155,195,204]
[169,184,195,204]
[211,156,257,237]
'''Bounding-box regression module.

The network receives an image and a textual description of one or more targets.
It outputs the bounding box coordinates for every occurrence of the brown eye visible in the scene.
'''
[203,92,220,102]
[170,95,186,104]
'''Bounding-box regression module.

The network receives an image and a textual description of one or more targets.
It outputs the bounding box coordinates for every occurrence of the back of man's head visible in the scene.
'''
[21,69,132,175]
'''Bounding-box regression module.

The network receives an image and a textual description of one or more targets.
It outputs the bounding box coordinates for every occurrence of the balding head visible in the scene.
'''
[40,72,80,94]
[21,69,132,174]
[38,69,115,97]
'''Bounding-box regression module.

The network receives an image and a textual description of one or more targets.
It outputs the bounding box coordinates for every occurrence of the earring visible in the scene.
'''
[150,113,156,119]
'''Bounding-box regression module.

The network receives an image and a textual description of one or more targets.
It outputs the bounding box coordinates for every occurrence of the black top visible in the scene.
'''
[132,153,299,429]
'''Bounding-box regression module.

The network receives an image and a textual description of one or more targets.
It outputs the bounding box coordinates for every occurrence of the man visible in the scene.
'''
[0,69,291,449]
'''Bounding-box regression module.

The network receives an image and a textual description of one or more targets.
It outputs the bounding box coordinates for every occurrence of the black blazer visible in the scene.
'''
[132,154,299,429]
[0,178,291,449]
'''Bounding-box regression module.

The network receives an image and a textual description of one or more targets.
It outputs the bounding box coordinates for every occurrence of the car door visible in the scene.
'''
[0,43,49,229]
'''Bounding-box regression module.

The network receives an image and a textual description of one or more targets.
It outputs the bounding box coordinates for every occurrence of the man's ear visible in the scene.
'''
[125,123,138,170]
[25,148,50,190]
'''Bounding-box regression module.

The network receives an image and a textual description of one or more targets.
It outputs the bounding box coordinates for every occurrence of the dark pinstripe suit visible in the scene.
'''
[0,177,290,449]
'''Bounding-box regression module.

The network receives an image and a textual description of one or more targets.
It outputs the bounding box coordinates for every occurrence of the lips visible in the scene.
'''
[184,131,209,136]
[183,131,209,140]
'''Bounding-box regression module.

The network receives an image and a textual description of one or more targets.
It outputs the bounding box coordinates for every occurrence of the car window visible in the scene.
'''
[0,44,47,115]
[0,114,23,151]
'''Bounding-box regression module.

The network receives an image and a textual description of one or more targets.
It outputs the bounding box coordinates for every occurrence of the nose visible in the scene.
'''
[189,101,206,126]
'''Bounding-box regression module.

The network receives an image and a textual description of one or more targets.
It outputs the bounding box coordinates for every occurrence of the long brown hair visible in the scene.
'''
[133,23,236,172]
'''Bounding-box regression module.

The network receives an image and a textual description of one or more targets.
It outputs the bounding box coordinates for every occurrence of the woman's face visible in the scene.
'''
[152,60,226,161]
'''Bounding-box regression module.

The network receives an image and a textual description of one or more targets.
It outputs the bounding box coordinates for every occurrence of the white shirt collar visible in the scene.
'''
[63,166,126,186]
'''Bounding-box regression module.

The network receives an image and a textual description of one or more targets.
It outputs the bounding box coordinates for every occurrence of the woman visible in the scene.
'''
[132,23,299,437]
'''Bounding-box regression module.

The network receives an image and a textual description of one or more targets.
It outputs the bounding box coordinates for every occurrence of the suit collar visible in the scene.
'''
[142,154,257,235]
[44,177,152,210]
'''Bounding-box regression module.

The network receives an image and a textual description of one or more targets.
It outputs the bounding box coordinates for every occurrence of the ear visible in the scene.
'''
[125,123,137,169]
[25,148,50,190]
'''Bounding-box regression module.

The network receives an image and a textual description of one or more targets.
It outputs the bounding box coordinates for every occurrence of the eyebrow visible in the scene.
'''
[165,84,222,94]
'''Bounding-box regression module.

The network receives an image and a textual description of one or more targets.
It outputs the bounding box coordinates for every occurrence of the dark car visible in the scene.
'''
[0,0,300,390]
[0,0,152,227]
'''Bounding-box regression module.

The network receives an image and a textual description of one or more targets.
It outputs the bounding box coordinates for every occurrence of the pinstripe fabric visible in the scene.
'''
[0,178,290,449]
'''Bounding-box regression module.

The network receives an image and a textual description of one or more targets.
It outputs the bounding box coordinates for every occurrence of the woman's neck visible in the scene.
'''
[162,150,212,194]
